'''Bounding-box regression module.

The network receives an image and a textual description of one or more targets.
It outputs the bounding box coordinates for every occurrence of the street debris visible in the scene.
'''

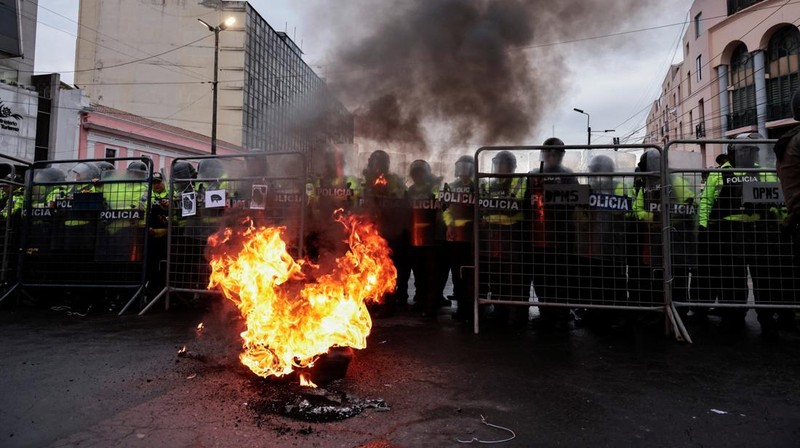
[457,415,516,444]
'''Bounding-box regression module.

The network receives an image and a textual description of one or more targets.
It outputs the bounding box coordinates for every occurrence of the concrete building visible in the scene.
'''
[645,0,800,166]
[0,0,39,161]
[74,0,352,157]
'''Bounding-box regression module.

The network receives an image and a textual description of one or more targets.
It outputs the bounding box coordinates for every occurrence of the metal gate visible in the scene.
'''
[2,157,154,312]
[665,139,795,339]
[472,144,683,336]
[139,151,307,315]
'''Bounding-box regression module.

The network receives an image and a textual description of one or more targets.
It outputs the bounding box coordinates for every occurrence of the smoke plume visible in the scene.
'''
[320,0,660,153]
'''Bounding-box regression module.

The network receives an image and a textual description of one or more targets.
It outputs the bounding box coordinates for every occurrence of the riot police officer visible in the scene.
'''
[443,155,476,323]
[698,134,781,337]
[633,150,695,316]
[306,147,360,260]
[528,138,578,330]
[575,154,628,325]
[407,159,444,319]
[361,150,410,316]
[480,150,527,326]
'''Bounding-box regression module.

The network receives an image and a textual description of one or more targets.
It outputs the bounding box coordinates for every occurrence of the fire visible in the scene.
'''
[207,212,397,379]
[299,373,318,388]
[374,174,388,187]
[177,346,187,355]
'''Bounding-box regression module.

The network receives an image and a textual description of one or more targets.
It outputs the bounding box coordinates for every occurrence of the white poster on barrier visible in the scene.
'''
[250,184,267,210]
[205,189,226,208]
[181,192,196,217]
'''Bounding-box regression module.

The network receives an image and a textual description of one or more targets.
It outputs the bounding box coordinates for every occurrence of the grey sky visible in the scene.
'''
[33,0,694,146]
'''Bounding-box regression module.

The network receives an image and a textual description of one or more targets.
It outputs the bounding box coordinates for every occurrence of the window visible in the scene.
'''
[766,26,800,121]
[694,12,702,38]
[687,72,692,96]
[727,0,763,15]
[729,44,757,129]
[105,148,117,159]
[696,55,702,81]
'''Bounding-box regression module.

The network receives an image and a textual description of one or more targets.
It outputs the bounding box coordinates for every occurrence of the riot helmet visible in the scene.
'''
[33,167,66,184]
[198,158,225,179]
[638,149,661,173]
[172,161,197,191]
[541,137,566,169]
[587,154,615,192]
[492,151,516,174]
[793,89,800,122]
[727,132,761,169]
[454,155,474,179]
[68,162,101,182]
[95,161,115,173]
[543,137,565,147]
[367,150,390,176]
[409,159,431,184]
[126,161,148,180]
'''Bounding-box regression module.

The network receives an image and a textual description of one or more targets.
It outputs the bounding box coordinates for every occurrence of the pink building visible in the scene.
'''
[646,0,799,166]
[78,104,243,173]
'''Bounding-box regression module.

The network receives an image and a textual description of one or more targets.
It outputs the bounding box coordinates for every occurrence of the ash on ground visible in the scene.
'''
[249,379,390,423]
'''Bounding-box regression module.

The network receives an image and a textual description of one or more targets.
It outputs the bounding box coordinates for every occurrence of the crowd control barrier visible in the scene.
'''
[472,145,688,338]
[665,139,795,337]
[0,157,154,312]
[139,151,307,315]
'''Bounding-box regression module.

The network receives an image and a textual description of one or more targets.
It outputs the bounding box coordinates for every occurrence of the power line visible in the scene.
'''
[625,0,796,142]
[0,1,209,82]
[36,2,211,81]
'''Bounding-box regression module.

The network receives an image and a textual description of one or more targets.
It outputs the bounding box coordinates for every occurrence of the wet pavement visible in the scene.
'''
[1,302,799,448]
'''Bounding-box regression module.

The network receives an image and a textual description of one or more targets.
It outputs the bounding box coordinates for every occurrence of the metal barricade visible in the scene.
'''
[139,151,307,315]
[665,139,795,338]
[472,145,680,336]
[1,157,154,311]
[0,154,30,297]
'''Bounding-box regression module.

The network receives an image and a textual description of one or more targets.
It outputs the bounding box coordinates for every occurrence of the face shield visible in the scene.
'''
[454,159,474,178]
[729,144,759,169]
[67,163,100,182]
[491,151,516,175]
[541,149,565,170]
[587,155,615,193]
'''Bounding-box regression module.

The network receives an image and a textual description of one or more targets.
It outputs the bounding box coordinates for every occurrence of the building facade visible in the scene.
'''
[74,0,352,156]
[0,0,39,161]
[645,0,800,166]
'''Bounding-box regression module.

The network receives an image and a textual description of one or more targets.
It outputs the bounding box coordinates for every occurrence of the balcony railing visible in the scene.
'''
[695,121,706,138]
[726,108,757,131]
[767,101,793,122]
[727,0,763,15]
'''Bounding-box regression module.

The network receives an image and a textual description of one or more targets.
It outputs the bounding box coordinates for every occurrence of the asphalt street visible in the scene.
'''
[1,302,799,448]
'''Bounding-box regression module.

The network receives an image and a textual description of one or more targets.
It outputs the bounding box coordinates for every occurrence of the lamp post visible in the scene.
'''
[198,16,236,155]
[573,108,591,146]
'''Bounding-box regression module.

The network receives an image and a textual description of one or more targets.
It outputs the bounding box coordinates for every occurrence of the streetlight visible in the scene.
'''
[198,16,236,155]
[573,108,591,145]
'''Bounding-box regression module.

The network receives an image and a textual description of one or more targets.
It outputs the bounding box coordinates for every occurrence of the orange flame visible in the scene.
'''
[299,373,318,388]
[374,174,388,187]
[207,213,397,379]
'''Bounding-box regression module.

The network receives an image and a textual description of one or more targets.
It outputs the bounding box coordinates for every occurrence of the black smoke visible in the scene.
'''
[321,0,659,152]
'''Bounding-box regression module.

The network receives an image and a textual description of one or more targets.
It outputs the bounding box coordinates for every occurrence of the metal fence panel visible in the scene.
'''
[7,157,154,310]
[140,152,306,315]
[666,140,796,318]
[473,145,668,334]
